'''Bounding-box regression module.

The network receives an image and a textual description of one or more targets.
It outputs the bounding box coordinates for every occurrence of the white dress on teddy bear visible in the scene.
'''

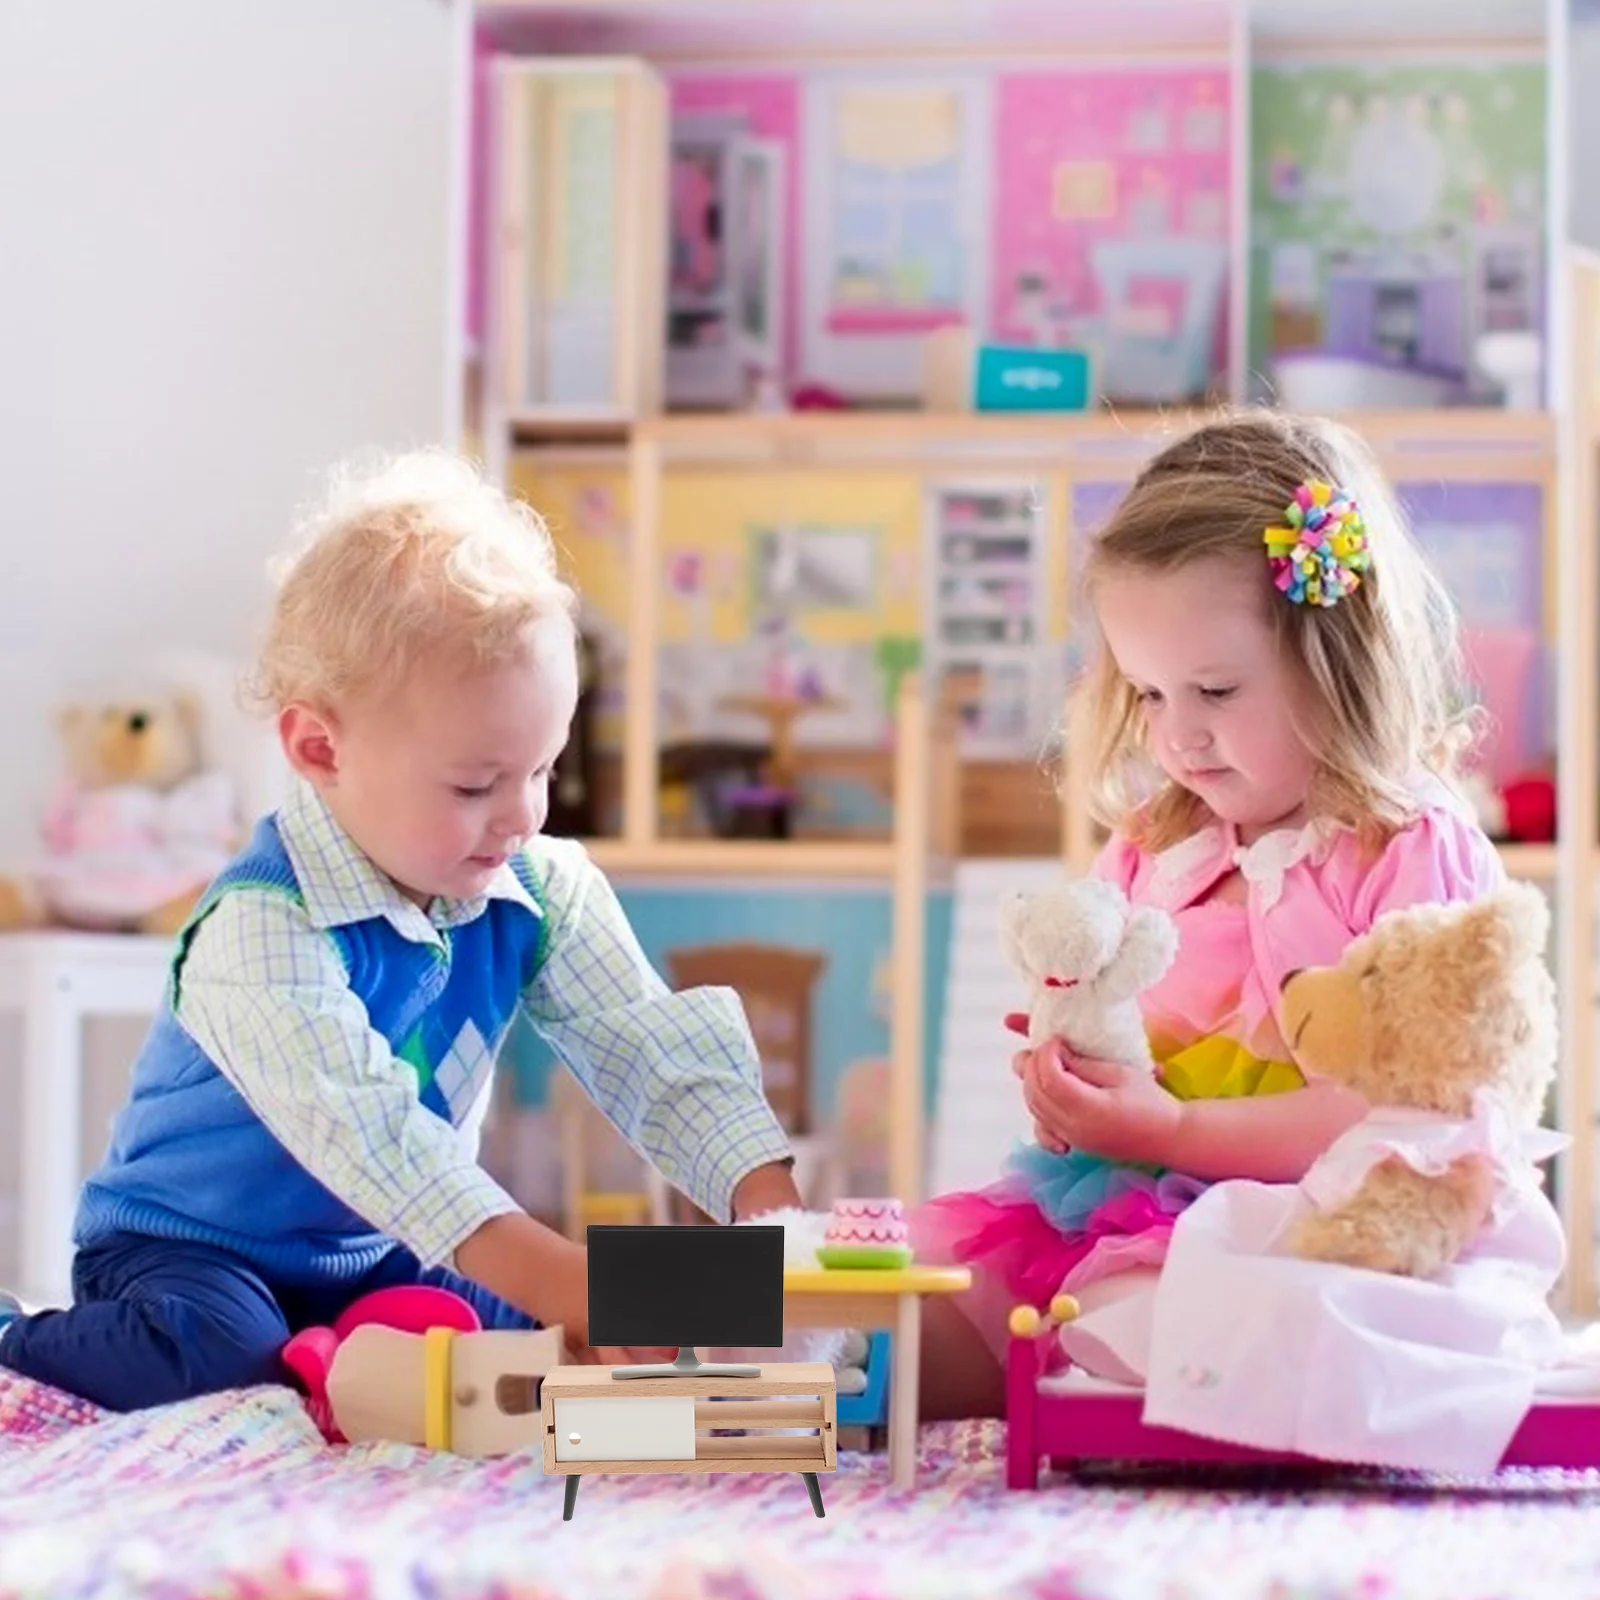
[1052,1093,1569,1473]
[37,772,237,928]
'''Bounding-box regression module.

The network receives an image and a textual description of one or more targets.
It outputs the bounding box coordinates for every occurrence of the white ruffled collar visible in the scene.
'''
[1148,817,1341,912]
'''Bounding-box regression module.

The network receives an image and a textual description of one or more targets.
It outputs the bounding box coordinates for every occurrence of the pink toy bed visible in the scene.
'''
[1005,1296,1600,1489]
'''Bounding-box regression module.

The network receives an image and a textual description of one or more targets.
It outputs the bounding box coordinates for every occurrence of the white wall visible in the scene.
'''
[0,0,463,1278]
[0,0,461,867]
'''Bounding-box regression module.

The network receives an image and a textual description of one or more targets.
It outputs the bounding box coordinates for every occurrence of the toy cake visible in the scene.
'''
[817,1198,913,1269]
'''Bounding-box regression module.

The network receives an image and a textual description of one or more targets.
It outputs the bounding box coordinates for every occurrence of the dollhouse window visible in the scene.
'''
[830,157,962,320]
[822,86,969,331]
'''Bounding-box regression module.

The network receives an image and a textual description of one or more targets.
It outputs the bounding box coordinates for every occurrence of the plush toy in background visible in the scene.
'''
[999,878,1179,1070]
[1500,768,1556,844]
[1282,882,1562,1279]
[31,692,239,935]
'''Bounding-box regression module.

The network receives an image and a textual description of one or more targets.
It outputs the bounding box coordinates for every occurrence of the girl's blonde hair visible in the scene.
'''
[248,448,577,713]
[1082,410,1472,852]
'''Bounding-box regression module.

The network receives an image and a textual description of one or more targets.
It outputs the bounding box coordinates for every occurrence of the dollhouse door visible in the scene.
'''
[490,59,668,420]
[731,140,785,395]
[666,121,784,407]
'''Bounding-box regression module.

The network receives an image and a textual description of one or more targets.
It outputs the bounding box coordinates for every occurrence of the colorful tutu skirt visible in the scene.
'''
[918,1035,1304,1311]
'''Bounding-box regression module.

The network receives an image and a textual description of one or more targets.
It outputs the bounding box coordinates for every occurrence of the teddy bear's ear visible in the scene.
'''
[173,690,203,742]
[1448,882,1549,987]
[997,892,1033,970]
[1100,905,1179,1003]
[996,892,1026,943]
[1485,880,1550,965]
[55,703,95,774]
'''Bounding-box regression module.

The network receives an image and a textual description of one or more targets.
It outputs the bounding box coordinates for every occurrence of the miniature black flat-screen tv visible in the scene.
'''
[586,1223,785,1380]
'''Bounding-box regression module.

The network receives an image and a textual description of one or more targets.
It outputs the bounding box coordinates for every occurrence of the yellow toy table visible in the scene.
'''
[783,1265,972,1489]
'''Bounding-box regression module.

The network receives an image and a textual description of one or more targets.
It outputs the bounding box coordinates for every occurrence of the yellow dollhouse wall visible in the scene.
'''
[509,454,1078,754]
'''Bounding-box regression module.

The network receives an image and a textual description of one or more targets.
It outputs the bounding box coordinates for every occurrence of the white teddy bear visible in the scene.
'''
[999,878,1179,1070]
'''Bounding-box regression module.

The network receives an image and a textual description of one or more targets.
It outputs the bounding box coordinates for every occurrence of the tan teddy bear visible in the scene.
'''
[1279,881,1559,1280]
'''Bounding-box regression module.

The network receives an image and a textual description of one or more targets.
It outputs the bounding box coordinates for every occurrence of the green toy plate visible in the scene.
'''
[816,1244,914,1270]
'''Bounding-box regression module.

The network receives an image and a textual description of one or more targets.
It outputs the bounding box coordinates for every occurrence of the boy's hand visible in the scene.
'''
[731,1160,803,1220]
[454,1214,673,1367]
[540,1236,673,1367]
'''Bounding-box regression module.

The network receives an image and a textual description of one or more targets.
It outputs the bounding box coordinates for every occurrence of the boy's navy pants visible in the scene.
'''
[0,1230,532,1411]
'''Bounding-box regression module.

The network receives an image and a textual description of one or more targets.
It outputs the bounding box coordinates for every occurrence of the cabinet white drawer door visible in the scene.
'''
[553,1396,696,1462]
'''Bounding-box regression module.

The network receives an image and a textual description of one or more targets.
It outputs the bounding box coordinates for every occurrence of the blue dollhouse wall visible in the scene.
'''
[501,882,955,1126]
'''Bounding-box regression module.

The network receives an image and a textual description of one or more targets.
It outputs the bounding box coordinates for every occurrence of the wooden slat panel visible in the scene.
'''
[696,1435,823,1461]
[693,1400,822,1426]
[542,1363,833,1401]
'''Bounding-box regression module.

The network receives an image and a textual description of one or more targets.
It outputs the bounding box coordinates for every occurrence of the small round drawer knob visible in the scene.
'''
[454,1385,478,1408]
[568,1432,582,1445]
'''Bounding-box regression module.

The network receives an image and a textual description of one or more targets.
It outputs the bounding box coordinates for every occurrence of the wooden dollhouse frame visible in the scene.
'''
[464,1,1600,1314]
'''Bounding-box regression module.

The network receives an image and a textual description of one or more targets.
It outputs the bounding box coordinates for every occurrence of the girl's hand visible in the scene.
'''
[1005,1013,1072,1153]
[1005,1012,1180,1163]
[1026,1049,1181,1164]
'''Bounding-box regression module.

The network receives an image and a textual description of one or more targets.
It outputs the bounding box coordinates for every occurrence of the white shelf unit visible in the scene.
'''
[922,479,1052,760]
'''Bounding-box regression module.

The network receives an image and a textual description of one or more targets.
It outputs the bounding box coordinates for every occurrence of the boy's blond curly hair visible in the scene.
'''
[1081,411,1474,852]
[248,449,576,713]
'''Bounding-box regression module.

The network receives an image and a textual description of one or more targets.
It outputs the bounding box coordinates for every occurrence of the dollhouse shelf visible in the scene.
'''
[510,409,1557,484]
[511,407,1556,459]
[474,1,1545,59]
[578,838,1556,882]
[583,838,911,878]
[503,410,634,447]
[1498,843,1557,881]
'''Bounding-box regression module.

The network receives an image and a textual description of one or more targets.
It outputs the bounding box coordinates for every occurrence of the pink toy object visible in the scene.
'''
[1004,1297,1600,1485]
[282,1286,481,1442]
[38,772,237,930]
[817,1198,912,1270]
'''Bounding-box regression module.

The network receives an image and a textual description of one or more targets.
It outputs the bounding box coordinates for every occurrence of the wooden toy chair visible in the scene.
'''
[665,942,833,1205]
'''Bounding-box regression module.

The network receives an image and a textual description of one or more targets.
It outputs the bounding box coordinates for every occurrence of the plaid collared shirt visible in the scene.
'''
[175,781,791,1268]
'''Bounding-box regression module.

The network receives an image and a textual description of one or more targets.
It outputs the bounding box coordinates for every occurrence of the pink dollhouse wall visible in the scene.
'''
[991,68,1231,380]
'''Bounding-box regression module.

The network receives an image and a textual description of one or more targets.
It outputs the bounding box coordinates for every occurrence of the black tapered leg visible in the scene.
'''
[563,1475,581,1521]
[802,1471,825,1518]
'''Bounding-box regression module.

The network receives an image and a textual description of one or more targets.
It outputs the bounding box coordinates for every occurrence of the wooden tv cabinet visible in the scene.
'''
[541,1362,837,1520]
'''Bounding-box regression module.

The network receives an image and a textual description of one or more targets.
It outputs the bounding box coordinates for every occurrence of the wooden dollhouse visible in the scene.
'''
[459,0,1600,1310]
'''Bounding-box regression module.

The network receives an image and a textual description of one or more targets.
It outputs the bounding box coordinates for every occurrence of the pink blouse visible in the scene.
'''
[1091,779,1504,1065]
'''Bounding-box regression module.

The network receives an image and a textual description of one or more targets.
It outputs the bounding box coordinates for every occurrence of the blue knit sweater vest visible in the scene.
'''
[74,814,547,1285]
